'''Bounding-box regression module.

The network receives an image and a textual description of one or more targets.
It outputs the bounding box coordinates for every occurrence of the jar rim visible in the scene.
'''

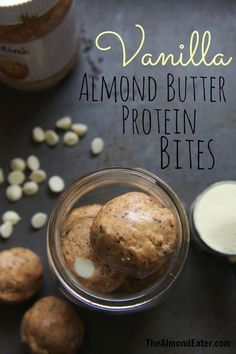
[47,167,190,313]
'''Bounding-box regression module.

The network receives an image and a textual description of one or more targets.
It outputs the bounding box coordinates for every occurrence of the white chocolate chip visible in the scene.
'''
[10,158,26,172]
[27,155,40,171]
[45,130,59,146]
[6,185,22,202]
[31,212,48,229]
[91,137,104,155]
[63,131,79,146]
[71,123,88,137]
[0,222,13,239]
[74,257,95,279]
[23,181,39,196]
[48,176,65,193]
[56,116,72,130]
[8,170,25,185]
[2,211,21,225]
[0,168,4,184]
[29,170,47,184]
[32,127,45,143]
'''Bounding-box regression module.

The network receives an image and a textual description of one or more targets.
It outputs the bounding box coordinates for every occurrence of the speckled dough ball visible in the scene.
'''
[62,204,102,233]
[21,296,84,354]
[91,192,178,278]
[0,247,43,304]
[61,216,125,293]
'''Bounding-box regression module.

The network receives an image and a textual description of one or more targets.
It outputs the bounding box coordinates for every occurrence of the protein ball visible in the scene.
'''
[62,204,102,233]
[0,247,43,303]
[91,192,178,278]
[21,296,84,354]
[61,215,125,293]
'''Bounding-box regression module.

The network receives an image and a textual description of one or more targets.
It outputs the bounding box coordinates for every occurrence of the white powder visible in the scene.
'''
[193,181,236,255]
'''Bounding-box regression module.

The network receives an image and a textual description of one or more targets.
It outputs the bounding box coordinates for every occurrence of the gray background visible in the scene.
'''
[0,0,236,353]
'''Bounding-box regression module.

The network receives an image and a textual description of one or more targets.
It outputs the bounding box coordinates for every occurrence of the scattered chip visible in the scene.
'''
[23,181,39,196]
[71,123,88,137]
[56,116,72,130]
[6,185,23,202]
[10,158,26,172]
[91,137,104,155]
[27,155,40,171]
[45,130,60,146]
[29,170,47,184]
[2,211,21,225]
[32,127,45,143]
[8,170,25,185]
[63,131,79,146]
[31,213,48,229]
[48,176,65,193]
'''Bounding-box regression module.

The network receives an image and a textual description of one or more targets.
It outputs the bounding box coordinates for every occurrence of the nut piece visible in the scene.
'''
[63,131,79,146]
[2,210,21,225]
[0,168,4,184]
[32,127,45,143]
[21,296,84,354]
[29,170,47,184]
[0,247,43,303]
[48,176,65,193]
[6,185,22,202]
[27,155,40,171]
[91,137,104,155]
[56,116,72,130]
[10,158,26,172]
[91,192,178,278]
[71,123,88,137]
[8,170,25,185]
[23,181,39,196]
[61,216,125,293]
[45,130,59,146]
[0,222,13,239]
[31,213,48,229]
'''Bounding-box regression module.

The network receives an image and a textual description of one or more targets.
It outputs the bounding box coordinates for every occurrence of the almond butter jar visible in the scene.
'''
[0,0,79,90]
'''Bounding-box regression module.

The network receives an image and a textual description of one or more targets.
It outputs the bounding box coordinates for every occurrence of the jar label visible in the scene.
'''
[0,3,78,84]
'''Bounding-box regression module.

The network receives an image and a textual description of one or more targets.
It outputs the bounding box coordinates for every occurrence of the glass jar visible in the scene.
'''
[0,0,79,90]
[47,168,190,314]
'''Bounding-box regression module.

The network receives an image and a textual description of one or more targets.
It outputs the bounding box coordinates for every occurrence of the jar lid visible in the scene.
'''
[0,0,59,25]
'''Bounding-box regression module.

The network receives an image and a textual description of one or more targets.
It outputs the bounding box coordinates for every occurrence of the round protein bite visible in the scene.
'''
[61,217,125,293]
[21,296,84,354]
[0,247,43,304]
[90,192,178,278]
[62,204,102,233]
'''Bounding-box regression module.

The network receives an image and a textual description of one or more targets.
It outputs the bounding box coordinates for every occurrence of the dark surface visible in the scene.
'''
[0,0,236,353]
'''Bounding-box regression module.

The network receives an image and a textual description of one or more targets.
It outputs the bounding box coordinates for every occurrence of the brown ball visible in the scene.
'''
[62,204,102,233]
[61,216,125,293]
[0,247,43,304]
[91,192,178,278]
[21,296,84,354]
